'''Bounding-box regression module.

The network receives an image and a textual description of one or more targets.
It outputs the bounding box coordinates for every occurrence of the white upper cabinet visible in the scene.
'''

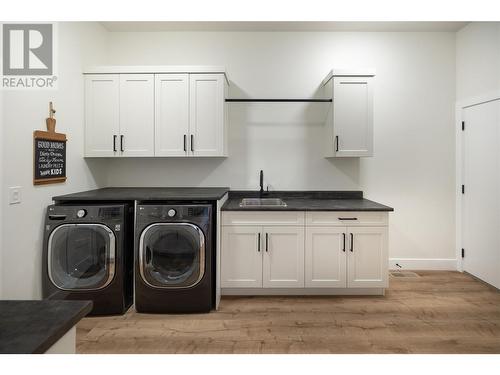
[84,66,228,158]
[189,74,227,157]
[84,75,120,157]
[155,74,189,156]
[323,70,375,157]
[119,74,155,157]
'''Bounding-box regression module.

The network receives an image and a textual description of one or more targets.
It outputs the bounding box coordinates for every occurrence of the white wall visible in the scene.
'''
[456,22,500,102]
[103,31,457,266]
[0,22,109,299]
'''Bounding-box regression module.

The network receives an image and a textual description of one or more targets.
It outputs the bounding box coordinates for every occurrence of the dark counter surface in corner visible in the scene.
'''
[53,187,230,202]
[221,191,394,211]
[0,300,92,354]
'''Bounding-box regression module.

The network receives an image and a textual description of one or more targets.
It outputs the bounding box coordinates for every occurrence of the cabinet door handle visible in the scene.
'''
[257,233,261,252]
[190,135,194,152]
[350,233,354,252]
[335,135,339,152]
[120,135,124,152]
[183,134,187,152]
[342,233,346,252]
[265,233,269,252]
[113,135,117,152]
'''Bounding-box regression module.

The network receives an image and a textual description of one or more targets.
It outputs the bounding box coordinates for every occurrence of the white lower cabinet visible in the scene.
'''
[263,226,305,288]
[305,227,347,288]
[221,211,389,294]
[221,226,262,288]
[347,227,388,288]
[221,225,305,288]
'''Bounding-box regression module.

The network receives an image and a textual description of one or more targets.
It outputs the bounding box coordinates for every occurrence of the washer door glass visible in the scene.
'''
[48,224,116,291]
[139,223,205,288]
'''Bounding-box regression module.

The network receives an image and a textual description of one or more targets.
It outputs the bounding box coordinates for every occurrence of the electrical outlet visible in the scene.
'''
[9,186,22,205]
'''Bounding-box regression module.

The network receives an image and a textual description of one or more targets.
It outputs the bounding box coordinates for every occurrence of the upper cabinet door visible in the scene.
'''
[155,74,189,156]
[333,76,373,157]
[347,227,388,288]
[85,75,120,157]
[119,74,155,157]
[305,226,347,288]
[189,74,226,157]
[262,226,305,288]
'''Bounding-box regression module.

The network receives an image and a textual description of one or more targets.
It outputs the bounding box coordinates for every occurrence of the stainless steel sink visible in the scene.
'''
[239,198,287,207]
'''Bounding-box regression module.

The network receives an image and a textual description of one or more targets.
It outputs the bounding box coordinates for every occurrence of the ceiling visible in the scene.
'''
[100,21,468,33]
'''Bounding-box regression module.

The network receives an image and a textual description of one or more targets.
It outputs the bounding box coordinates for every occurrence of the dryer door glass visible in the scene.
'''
[48,224,116,290]
[139,223,205,288]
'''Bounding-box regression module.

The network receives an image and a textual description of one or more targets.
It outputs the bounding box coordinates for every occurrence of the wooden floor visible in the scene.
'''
[77,271,500,354]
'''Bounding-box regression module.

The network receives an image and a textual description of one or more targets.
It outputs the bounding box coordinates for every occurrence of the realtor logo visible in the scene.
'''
[1,23,57,89]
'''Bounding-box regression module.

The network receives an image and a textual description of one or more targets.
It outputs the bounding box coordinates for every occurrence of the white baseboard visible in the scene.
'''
[222,288,385,296]
[389,258,457,271]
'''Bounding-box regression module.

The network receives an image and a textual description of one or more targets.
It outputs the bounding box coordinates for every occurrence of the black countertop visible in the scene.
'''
[53,187,230,203]
[0,300,92,354]
[221,191,394,211]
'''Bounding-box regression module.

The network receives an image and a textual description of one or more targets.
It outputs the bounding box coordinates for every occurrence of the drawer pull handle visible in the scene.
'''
[339,217,358,220]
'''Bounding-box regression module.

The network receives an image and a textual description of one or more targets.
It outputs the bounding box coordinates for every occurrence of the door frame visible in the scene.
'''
[455,90,500,272]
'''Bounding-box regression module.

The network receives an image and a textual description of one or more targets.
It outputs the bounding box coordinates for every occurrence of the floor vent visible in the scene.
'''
[390,271,420,278]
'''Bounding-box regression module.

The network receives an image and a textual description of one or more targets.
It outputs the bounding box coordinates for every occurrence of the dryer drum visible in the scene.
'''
[48,223,116,291]
[139,223,205,289]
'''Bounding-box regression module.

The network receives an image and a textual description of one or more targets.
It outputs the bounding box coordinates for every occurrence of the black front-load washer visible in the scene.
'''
[135,203,213,313]
[42,204,133,315]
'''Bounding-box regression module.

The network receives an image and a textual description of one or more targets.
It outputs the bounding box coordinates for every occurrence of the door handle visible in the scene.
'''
[350,233,354,252]
[265,233,269,252]
[120,135,124,152]
[335,135,339,152]
[342,233,346,252]
[113,135,117,152]
[183,134,187,152]
[257,233,261,252]
[190,135,194,152]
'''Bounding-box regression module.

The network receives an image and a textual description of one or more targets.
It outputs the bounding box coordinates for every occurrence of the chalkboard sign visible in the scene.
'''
[33,130,67,185]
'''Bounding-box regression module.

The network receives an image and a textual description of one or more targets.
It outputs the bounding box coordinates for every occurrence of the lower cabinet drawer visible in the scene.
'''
[222,211,305,226]
[305,211,388,226]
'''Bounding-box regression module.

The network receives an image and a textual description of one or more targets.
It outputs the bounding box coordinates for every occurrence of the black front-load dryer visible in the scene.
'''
[135,203,213,313]
[42,204,133,315]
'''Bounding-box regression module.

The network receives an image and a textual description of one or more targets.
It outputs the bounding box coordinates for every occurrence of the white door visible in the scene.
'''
[305,227,347,288]
[263,226,305,288]
[221,226,262,288]
[155,74,190,156]
[189,74,225,156]
[347,227,388,288]
[333,76,373,157]
[462,100,500,289]
[119,74,155,157]
[84,75,119,157]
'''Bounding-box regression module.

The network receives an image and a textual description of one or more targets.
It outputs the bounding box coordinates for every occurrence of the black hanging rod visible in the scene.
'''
[225,98,332,103]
